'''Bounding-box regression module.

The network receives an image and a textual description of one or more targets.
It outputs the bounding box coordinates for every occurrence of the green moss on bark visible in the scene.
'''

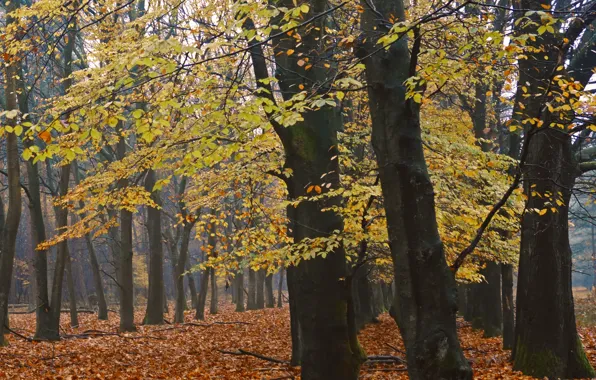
[514,340,563,378]
[569,336,596,378]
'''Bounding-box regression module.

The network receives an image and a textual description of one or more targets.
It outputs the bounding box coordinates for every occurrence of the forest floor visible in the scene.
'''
[2,299,596,379]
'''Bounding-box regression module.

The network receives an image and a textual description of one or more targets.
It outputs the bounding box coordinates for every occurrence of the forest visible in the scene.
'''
[0,0,595,378]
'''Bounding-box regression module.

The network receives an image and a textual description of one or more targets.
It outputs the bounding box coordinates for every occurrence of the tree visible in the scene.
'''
[358,2,472,378]
[0,0,22,342]
[509,1,596,376]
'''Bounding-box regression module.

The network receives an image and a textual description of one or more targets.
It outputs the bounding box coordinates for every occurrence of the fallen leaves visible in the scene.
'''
[1,302,594,379]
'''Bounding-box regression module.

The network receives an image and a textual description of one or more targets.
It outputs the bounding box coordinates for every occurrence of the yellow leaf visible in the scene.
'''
[307,185,314,194]
[538,209,548,216]
[540,3,551,9]
[287,49,295,56]
[314,185,322,194]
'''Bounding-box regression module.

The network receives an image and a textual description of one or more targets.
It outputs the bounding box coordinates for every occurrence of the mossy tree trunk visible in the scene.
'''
[511,1,596,376]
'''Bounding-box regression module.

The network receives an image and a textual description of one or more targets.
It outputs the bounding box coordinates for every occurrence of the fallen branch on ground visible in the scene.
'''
[366,355,407,364]
[218,348,290,364]
[3,325,33,342]
[185,321,251,327]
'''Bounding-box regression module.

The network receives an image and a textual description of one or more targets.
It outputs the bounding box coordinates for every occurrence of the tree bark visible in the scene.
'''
[247,269,257,310]
[510,1,595,376]
[65,251,79,328]
[0,40,21,343]
[73,163,108,320]
[143,169,164,325]
[359,3,472,377]
[265,273,274,308]
[246,5,364,375]
[501,263,514,349]
[209,268,218,314]
[117,138,136,332]
[195,267,210,320]
[235,270,245,312]
[256,269,265,309]
[277,267,284,308]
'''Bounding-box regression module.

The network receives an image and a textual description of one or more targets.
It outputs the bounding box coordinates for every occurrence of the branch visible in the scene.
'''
[218,348,290,364]
[0,169,33,203]
[3,324,33,342]
[579,161,596,173]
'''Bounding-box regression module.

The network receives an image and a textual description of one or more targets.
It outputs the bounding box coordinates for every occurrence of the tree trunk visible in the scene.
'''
[353,265,374,330]
[117,137,136,332]
[247,269,257,310]
[195,267,210,320]
[209,268,218,314]
[265,273,274,308]
[513,127,595,378]
[143,169,164,325]
[0,58,20,343]
[502,263,514,349]
[256,269,265,309]
[47,164,72,338]
[245,6,363,375]
[277,267,284,308]
[287,266,301,366]
[175,221,195,323]
[359,4,472,377]
[65,251,79,328]
[187,259,198,309]
[470,262,502,337]
[74,163,108,320]
[235,270,245,312]
[510,2,595,376]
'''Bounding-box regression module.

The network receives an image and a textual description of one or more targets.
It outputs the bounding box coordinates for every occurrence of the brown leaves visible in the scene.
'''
[0,305,592,379]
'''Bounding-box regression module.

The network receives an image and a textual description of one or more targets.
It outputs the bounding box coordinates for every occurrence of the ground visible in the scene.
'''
[2,298,596,379]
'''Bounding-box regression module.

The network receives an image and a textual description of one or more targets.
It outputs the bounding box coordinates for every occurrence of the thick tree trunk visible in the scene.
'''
[510,2,595,376]
[359,3,472,377]
[265,273,274,308]
[246,4,363,375]
[256,269,265,309]
[143,169,164,325]
[513,128,595,378]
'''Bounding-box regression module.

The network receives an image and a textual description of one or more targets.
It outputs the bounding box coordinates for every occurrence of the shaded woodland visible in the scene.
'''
[0,0,595,379]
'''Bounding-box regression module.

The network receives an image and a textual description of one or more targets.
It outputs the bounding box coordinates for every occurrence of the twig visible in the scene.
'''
[218,348,290,364]
[366,355,407,364]
[184,321,251,327]
[3,324,33,342]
